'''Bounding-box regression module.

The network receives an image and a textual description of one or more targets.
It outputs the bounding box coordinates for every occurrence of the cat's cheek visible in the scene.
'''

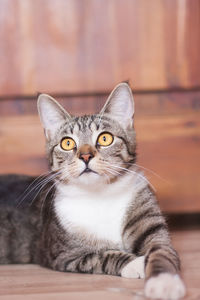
[63,160,84,179]
[76,160,86,174]
[144,273,186,300]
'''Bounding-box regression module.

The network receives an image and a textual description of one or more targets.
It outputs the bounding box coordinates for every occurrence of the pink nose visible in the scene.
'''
[79,153,93,163]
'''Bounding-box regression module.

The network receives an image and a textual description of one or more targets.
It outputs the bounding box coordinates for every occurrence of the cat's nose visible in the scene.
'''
[78,144,96,164]
[79,153,94,163]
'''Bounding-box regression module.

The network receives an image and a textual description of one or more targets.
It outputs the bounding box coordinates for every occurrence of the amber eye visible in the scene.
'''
[60,137,76,151]
[97,132,114,147]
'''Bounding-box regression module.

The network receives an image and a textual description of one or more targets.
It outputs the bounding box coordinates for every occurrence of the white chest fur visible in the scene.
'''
[54,175,145,245]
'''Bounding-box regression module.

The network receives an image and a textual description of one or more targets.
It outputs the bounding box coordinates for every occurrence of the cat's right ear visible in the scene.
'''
[100,83,134,129]
[37,94,70,140]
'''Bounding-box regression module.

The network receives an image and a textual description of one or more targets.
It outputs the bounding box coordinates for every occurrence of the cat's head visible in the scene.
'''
[37,83,136,186]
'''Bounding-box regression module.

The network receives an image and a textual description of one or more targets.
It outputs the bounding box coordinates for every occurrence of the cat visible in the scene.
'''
[0,83,185,299]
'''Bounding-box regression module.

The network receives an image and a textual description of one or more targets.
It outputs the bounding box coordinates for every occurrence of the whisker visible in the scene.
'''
[60,169,76,181]
[28,172,61,207]
[123,162,169,184]
[103,161,156,191]
[40,180,58,217]
[104,167,121,177]
[17,171,61,208]
[95,162,121,177]
[16,170,55,207]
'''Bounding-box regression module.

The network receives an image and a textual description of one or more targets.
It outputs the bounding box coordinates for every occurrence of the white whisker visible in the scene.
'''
[16,170,55,207]
[104,167,121,177]
[123,162,168,184]
[40,180,58,217]
[102,161,156,191]
[28,172,61,207]
[17,171,60,208]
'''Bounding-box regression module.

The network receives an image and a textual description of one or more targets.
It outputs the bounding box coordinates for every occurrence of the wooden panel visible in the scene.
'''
[136,113,200,213]
[1,90,200,117]
[0,115,47,175]
[0,0,199,96]
[0,93,200,213]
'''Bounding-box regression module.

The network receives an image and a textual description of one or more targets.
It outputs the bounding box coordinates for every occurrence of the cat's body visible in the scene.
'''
[0,174,42,264]
[0,83,185,299]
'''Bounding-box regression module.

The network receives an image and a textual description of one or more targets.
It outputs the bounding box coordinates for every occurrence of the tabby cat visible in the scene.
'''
[0,83,185,299]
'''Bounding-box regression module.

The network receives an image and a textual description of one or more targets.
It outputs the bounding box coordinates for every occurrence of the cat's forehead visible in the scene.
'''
[56,114,126,148]
[63,114,113,136]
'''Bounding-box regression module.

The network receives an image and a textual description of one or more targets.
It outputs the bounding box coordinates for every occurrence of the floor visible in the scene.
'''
[0,229,200,300]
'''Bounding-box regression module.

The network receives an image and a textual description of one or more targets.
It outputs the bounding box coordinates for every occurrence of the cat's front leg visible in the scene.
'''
[144,245,186,299]
[50,250,142,277]
[122,186,186,299]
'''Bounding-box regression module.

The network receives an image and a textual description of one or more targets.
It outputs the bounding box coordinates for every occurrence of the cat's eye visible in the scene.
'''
[60,137,76,151]
[97,132,114,147]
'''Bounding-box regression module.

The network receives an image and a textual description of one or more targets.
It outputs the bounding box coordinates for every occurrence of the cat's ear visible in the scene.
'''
[100,83,134,128]
[37,94,70,140]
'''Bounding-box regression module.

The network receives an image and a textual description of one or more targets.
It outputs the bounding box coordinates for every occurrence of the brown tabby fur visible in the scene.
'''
[0,83,181,284]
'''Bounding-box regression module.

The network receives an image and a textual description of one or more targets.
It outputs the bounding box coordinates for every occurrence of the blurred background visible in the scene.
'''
[0,0,199,214]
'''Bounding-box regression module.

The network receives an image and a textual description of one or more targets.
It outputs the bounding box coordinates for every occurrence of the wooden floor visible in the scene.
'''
[0,229,200,300]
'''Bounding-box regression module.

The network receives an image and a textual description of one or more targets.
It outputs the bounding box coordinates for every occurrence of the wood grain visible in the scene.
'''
[1,90,200,117]
[136,113,200,213]
[0,93,199,213]
[0,0,199,96]
[0,229,200,299]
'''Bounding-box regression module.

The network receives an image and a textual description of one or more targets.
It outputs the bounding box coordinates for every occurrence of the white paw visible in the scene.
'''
[121,256,145,279]
[145,273,186,300]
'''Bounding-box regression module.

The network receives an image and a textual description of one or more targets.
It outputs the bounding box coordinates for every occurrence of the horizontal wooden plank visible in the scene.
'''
[0,90,200,116]
[135,113,200,213]
[0,108,199,213]
[0,0,199,95]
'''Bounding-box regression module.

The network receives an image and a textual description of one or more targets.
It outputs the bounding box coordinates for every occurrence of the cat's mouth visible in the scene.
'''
[79,167,98,176]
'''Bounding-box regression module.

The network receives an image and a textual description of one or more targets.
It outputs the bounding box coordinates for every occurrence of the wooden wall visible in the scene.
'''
[0,0,200,213]
[0,0,200,94]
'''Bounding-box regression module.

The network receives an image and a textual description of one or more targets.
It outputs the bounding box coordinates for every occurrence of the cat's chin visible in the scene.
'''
[74,172,104,186]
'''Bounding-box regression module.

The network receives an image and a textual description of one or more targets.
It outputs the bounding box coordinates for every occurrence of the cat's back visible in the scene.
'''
[0,174,36,206]
[0,174,41,264]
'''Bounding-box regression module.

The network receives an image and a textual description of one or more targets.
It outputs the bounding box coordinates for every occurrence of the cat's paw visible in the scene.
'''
[145,273,186,300]
[121,256,145,279]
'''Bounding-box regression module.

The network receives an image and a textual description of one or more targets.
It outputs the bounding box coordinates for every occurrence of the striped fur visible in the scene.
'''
[0,83,185,299]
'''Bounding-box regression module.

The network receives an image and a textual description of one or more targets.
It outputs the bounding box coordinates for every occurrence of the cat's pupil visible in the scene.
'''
[67,141,70,146]
[103,136,106,142]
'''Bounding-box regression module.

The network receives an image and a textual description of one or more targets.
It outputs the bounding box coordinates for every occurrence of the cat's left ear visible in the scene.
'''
[100,83,134,129]
[37,94,70,140]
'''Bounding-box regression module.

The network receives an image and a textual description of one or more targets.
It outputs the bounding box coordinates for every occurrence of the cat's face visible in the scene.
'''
[38,83,136,186]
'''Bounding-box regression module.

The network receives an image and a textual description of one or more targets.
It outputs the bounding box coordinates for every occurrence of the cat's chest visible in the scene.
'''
[54,184,134,245]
